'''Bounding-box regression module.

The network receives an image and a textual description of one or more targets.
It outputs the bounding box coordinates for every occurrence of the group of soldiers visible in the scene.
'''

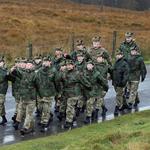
[0,32,147,135]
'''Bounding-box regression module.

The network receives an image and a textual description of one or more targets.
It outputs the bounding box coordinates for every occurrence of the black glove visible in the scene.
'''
[104,85,109,92]
[141,76,145,82]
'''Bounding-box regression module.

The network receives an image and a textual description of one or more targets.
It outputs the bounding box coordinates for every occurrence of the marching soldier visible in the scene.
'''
[119,32,140,60]
[89,36,112,66]
[75,53,87,116]
[0,58,9,125]
[57,60,83,129]
[127,47,147,109]
[13,60,37,135]
[36,57,57,132]
[95,53,111,118]
[112,51,129,116]
[71,40,90,62]
[81,61,108,124]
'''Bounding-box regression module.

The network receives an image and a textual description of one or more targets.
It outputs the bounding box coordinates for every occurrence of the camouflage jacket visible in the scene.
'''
[71,49,91,62]
[36,66,57,98]
[9,67,22,98]
[58,69,82,98]
[128,55,147,81]
[89,47,112,66]
[81,67,108,98]
[0,67,8,95]
[119,40,140,60]
[112,58,129,87]
[14,69,37,101]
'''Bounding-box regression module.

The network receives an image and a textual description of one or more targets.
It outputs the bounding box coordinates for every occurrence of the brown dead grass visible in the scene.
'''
[0,0,149,61]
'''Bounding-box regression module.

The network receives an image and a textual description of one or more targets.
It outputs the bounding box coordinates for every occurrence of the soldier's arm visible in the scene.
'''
[122,61,129,85]
[140,57,147,82]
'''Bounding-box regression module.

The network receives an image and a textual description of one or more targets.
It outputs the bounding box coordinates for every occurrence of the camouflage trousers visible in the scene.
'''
[115,86,125,108]
[39,96,54,124]
[95,90,107,110]
[86,97,95,117]
[77,96,85,108]
[0,94,6,116]
[16,100,36,129]
[14,94,20,115]
[66,96,79,123]
[128,81,139,104]
[59,95,67,114]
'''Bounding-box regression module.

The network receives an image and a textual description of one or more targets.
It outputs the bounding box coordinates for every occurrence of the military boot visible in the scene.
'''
[101,105,108,117]
[40,124,48,132]
[64,122,72,129]
[76,107,81,117]
[84,116,91,124]
[114,106,119,117]
[13,121,20,130]
[127,103,133,110]
[57,112,65,122]
[20,128,34,136]
[12,114,17,123]
[0,115,7,126]
[95,109,99,120]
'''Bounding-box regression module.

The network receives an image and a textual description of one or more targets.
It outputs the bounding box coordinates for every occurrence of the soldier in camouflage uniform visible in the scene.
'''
[9,58,22,124]
[13,60,37,135]
[70,40,90,62]
[36,57,57,132]
[127,47,147,109]
[119,32,140,60]
[56,61,67,122]
[89,36,112,66]
[0,58,8,126]
[57,60,82,129]
[81,61,108,124]
[52,48,65,112]
[75,53,87,117]
[119,32,141,102]
[112,51,129,116]
[33,55,43,117]
[94,53,111,119]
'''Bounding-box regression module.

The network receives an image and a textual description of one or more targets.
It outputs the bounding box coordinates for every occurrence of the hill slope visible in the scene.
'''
[0,0,149,61]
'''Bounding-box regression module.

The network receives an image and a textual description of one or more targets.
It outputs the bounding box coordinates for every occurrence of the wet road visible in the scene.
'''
[0,65,150,145]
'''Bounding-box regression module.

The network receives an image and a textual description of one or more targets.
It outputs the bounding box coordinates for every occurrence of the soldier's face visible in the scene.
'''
[77,56,84,63]
[93,41,101,48]
[55,51,63,58]
[43,61,51,67]
[116,54,123,60]
[67,64,74,70]
[125,37,132,43]
[35,59,41,64]
[131,50,137,55]
[26,63,34,70]
[76,45,84,50]
[20,62,26,69]
[97,56,104,63]
[0,61,4,67]
[87,64,94,70]
[60,66,66,71]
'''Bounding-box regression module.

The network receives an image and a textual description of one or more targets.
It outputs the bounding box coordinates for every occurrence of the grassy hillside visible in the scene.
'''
[1,110,150,150]
[0,0,149,62]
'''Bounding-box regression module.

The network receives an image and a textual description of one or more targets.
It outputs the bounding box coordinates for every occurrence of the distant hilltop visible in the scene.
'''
[70,0,150,11]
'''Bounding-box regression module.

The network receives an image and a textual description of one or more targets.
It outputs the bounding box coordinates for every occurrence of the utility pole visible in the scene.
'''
[112,31,117,59]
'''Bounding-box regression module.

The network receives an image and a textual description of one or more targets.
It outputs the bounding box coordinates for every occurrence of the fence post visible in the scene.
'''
[27,41,33,59]
[112,31,117,59]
